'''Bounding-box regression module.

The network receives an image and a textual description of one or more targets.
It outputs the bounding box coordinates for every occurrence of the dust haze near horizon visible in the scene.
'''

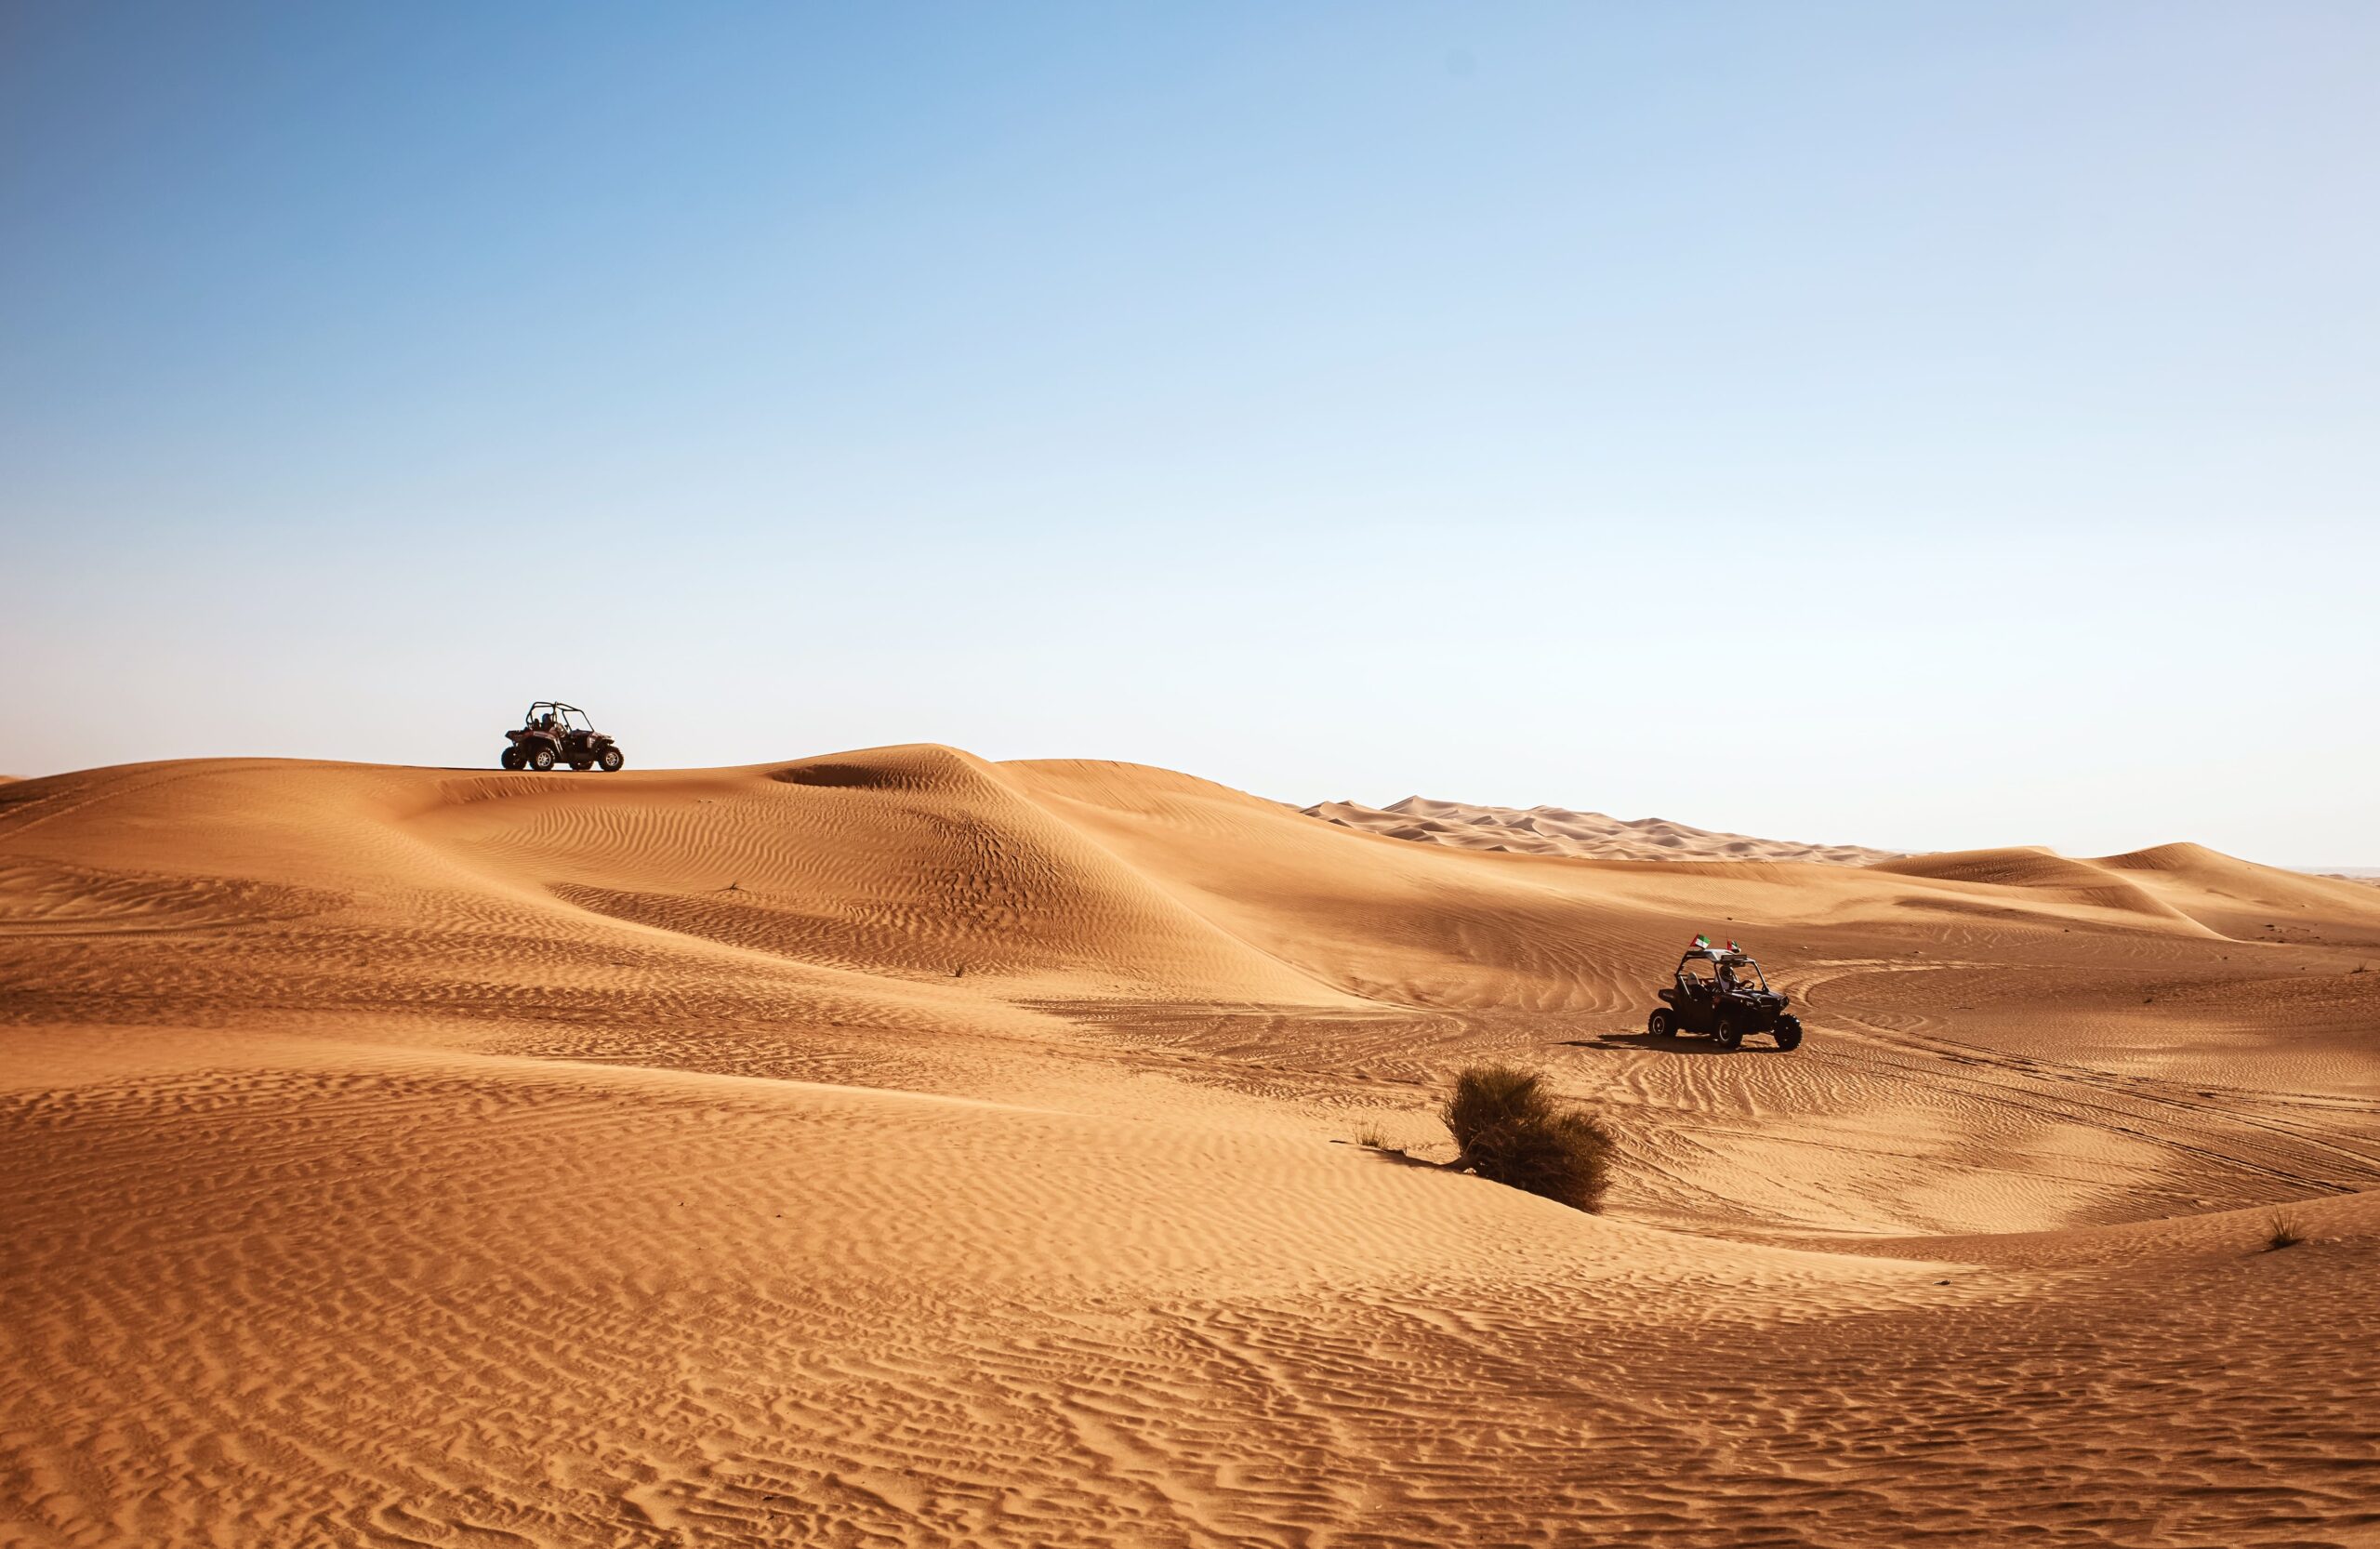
[4,3,2375,866]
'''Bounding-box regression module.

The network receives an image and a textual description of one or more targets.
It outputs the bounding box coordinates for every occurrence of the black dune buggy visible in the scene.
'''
[501,701,625,773]
[1646,943,1802,1052]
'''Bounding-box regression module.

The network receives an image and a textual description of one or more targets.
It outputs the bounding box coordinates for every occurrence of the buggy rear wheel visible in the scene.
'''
[598,746,625,772]
[527,745,557,772]
[1773,1014,1803,1052]
[1646,1008,1674,1039]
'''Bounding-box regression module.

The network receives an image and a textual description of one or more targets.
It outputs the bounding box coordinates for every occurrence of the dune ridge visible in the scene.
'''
[1306,793,1898,864]
[5,747,2379,1547]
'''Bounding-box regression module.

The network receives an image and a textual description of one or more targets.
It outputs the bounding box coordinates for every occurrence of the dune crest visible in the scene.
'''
[1306,793,1898,865]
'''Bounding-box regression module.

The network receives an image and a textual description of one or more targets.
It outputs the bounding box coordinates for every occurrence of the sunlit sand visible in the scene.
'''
[5,746,2376,1544]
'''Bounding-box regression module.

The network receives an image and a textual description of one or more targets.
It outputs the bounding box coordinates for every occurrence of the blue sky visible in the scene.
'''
[4,2,2374,863]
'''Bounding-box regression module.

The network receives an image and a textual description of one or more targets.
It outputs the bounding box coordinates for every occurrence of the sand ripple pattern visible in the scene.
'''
[6,747,2380,1545]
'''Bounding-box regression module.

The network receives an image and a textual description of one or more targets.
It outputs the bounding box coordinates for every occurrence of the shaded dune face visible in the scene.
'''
[5,746,2380,1548]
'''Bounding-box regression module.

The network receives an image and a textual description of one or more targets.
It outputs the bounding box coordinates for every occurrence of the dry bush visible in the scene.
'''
[1441,1065,1611,1212]
[2266,1211,2307,1251]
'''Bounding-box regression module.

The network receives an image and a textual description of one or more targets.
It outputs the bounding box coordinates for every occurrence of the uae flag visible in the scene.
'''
[1693,934,1711,949]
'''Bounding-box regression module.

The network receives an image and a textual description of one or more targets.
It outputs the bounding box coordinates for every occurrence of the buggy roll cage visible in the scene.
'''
[523,701,593,732]
[1676,947,1768,992]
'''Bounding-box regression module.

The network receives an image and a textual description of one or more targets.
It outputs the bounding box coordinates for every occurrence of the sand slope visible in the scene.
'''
[1306,793,1897,864]
[6,748,2379,1547]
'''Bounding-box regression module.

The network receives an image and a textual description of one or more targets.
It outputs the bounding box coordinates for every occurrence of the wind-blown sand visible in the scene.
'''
[1306,794,1897,864]
[4,747,2377,1547]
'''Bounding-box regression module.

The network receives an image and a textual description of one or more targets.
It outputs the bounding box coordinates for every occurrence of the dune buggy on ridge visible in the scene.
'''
[1646,937,1802,1051]
[500,701,625,773]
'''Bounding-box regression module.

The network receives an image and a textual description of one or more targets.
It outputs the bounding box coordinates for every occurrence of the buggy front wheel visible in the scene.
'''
[597,746,625,773]
[527,745,557,772]
[1647,1008,1674,1039]
[1712,1015,1743,1052]
[1773,1015,1803,1052]
[500,746,526,771]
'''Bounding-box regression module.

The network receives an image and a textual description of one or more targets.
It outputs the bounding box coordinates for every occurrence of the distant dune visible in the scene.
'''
[1305,793,1898,865]
[5,748,2378,1546]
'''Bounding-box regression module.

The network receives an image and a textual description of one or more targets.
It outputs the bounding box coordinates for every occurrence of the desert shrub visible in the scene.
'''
[1442,1065,1538,1152]
[1441,1065,1611,1212]
[2266,1211,2307,1251]
[1353,1122,1392,1149]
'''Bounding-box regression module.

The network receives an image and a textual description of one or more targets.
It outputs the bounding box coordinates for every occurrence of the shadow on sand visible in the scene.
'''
[1330,1140,1454,1170]
[1566,1032,1793,1056]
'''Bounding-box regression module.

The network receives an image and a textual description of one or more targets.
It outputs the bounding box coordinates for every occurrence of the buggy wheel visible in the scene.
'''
[527,745,557,772]
[597,746,625,773]
[500,746,525,771]
[568,760,593,772]
[1646,1008,1674,1039]
[1712,1015,1743,1052]
[1773,1014,1803,1052]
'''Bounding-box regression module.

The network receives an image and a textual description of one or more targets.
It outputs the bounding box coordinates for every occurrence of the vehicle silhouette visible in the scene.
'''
[1646,942,1802,1052]
[500,701,624,773]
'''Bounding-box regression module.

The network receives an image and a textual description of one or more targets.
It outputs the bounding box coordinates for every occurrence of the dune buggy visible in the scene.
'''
[1646,942,1802,1052]
[501,701,625,773]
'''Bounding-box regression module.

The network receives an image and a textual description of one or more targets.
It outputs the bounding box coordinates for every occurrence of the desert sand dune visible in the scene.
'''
[1871,844,2211,928]
[5,748,2378,1547]
[1306,794,1898,865]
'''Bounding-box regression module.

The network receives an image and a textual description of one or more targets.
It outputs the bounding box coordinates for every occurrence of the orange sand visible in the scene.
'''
[4,747,2376,1545]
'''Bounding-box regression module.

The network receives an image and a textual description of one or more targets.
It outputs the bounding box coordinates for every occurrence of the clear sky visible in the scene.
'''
[4,2,2375,864]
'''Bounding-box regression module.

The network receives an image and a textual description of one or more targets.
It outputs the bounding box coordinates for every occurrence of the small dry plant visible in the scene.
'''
[1441,1065,1611,1213]
[2265,1211,2307,1251]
